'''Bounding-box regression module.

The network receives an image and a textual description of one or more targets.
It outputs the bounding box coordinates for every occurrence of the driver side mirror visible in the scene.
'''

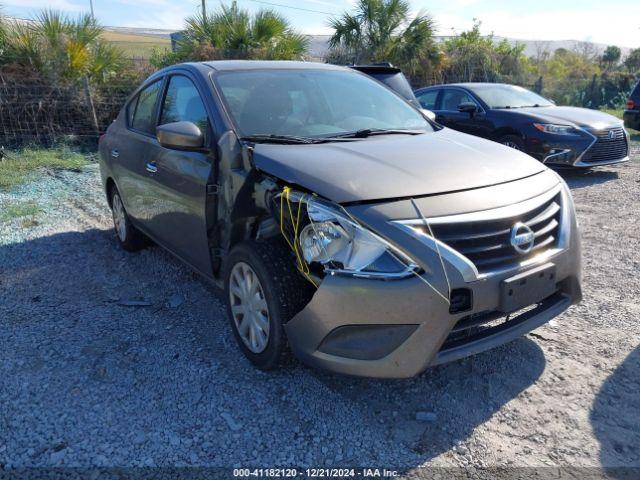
[156,121,205,151]
[458,102,478,114]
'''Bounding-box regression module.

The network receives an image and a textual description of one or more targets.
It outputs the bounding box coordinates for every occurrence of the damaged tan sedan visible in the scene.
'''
[99,61,582,378]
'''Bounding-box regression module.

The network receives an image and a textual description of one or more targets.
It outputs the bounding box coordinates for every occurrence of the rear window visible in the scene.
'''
[632,81,640,97]
[367,72,419,106]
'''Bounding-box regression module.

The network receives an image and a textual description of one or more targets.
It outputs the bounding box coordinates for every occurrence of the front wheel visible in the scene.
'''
[224,240,314,370]
[498,134,525,151]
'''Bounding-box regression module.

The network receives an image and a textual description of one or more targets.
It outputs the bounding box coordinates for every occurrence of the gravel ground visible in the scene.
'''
[0,145,639,475]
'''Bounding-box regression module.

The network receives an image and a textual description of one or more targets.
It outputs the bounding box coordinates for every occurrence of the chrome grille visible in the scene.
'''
[429,193,562,274]
[581,127,628,163]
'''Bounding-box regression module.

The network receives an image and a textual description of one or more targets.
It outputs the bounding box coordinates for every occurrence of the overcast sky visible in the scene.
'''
[3,0,639,48]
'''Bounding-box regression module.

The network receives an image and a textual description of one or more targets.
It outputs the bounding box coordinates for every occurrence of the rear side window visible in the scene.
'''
[160,75,209,134]
[129,80,163,135]
[417,90,439,110]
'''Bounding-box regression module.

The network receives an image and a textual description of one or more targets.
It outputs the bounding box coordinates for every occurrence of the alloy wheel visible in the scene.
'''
[229,262,270,353]
[112,193,127,242]
[502,140,521,150]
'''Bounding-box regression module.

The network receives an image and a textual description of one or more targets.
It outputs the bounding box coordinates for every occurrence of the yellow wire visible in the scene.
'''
[278,187,317,287]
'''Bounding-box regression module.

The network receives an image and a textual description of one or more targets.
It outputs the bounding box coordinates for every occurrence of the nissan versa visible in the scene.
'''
[99,61,582,378]
[415,83,630,168]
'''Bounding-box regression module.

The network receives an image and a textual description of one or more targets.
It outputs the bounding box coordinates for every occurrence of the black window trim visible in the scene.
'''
[126,77,166,139]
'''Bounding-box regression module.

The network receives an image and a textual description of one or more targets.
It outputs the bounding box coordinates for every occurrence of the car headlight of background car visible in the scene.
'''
[299,199,418,279]
[533,123,580,136]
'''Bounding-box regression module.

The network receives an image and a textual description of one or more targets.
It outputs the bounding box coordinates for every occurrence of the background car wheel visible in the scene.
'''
[498,134,525,151]
[109,187,147,252]
[224,239,314,370]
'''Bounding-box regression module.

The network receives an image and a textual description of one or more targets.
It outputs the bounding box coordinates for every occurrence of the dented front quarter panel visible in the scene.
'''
[285,273,457,379]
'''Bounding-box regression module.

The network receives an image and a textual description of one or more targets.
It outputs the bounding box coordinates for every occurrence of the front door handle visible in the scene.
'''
[111,149,119,158]
[145,162,158,173]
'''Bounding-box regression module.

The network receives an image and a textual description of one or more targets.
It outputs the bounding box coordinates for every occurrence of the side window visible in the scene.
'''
[160,75,209,134]
[130,80,162,134]
[416,90,439,110]
[441,89,477,111]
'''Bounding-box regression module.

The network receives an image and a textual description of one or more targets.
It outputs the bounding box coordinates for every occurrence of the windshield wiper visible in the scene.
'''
[239,134,318,144]
[495,104,548,109]
[329,128,425,139]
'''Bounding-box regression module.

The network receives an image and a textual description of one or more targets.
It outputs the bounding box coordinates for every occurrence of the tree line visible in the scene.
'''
[1,0,639,110]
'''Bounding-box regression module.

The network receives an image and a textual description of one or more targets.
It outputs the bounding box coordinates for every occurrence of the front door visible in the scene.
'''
[436,88,490,138]
[143,73,216,277]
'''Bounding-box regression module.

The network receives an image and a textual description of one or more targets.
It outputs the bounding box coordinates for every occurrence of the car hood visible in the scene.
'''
[515,106,622,129]
[252,128,546,203]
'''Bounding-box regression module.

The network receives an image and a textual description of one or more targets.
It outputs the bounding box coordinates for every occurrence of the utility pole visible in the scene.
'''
[89,0,95,20]
[201,0,206,18]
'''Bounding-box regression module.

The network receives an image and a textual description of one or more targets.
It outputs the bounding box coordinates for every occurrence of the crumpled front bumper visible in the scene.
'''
[284,171,582,379]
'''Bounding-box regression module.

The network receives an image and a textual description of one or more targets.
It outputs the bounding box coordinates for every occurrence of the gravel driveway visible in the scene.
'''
[1,144,639,475]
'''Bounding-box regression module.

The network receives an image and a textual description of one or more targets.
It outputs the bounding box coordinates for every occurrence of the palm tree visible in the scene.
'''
[1,10,125,83]
[168,2,308,64]
[328,0,440,77]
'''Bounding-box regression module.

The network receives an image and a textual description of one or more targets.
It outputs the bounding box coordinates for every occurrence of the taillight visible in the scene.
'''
[627,99,636,110]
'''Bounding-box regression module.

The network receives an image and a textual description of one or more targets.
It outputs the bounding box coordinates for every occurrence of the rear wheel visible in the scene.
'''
[498,134,525,151]
[109,187,147,252]
[224,240,314,370]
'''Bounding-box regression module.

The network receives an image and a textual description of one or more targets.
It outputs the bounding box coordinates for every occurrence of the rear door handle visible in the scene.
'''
[145,162,158,173]
[110,149,119,158]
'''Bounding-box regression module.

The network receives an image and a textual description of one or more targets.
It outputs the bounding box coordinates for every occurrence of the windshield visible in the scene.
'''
[469,84,554,109]
[214,69,431,138]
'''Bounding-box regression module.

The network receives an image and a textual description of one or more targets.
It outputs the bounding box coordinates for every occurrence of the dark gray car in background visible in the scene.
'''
[99,61,582,378]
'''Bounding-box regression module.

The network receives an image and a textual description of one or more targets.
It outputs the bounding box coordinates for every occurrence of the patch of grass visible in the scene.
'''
[0,147,92,191]
[0,201,41,221]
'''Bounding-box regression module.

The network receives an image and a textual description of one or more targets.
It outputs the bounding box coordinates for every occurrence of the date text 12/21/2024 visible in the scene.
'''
[233,468,399,478]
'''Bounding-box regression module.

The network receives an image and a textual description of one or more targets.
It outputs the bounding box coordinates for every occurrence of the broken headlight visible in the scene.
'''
[298,199,418,279]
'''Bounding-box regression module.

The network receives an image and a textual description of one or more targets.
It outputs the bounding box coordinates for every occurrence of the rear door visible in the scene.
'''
[113,78,164,224]
[143,72,216,277]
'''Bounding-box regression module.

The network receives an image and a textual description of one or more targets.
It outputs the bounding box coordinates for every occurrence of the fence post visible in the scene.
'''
[82,76,100,136]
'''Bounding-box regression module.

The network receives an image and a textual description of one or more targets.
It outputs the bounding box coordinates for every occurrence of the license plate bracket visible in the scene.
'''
[499,263,557,313]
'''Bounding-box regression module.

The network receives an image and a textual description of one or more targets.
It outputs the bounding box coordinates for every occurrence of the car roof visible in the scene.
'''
[417,82,519,91]
[200,60,347,71]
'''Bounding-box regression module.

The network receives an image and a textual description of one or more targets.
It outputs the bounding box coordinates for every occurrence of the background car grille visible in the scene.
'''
[429,193,562,274]
[580,127,628,163]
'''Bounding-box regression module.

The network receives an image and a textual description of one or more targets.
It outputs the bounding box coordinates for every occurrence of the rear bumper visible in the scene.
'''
[624,110,640,131]
[285,181,582,379]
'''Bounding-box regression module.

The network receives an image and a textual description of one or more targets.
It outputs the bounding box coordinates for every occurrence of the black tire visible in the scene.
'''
[109,187,147,252]
[497,134,525,151]
[224,239,314,370]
